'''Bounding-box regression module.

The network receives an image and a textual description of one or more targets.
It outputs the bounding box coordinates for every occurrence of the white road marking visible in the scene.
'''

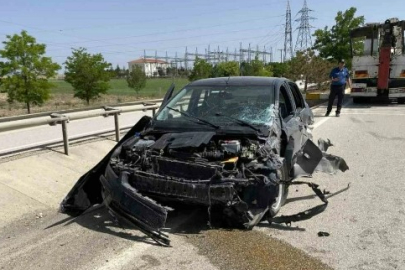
[311,100,351,130]
[341,112,405,116]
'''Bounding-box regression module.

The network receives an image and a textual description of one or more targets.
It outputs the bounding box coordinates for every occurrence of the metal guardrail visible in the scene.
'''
[0,98,164,123]
[0,102,161,156]
[0,95,330,157]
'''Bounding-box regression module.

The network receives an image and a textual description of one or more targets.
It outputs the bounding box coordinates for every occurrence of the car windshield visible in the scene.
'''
[155,85,276,128]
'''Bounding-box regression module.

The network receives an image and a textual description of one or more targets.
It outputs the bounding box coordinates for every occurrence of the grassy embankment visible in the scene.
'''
[0,78,189,117]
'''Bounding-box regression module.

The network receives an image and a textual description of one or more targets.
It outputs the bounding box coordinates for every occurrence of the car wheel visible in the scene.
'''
[269,162,289,217]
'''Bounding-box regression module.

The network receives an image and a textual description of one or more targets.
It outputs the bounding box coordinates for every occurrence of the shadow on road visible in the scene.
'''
[44,204,159,246]
[43,184,351,246]
[311,96,405,119]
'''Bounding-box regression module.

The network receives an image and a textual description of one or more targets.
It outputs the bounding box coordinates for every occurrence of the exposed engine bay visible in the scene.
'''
[102,131,286,244]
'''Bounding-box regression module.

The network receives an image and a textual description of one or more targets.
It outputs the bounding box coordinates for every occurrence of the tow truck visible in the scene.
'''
[350,18,405,103]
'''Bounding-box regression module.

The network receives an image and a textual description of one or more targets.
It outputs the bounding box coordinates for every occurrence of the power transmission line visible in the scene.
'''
[283,0,294,61]
[44,15,284,47]
[27,2,285,33]
[46,25,278,53]
[52,34,270,58]
[294,0,316,52]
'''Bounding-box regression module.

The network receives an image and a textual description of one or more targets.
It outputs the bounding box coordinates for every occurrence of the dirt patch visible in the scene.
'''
[174,209,332,270]
[183,229,332,270]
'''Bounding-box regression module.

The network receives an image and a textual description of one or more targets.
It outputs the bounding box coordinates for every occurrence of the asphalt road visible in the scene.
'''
[1,99,405,269]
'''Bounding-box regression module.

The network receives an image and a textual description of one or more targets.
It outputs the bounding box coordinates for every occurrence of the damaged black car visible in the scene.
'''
[60,77,349,246]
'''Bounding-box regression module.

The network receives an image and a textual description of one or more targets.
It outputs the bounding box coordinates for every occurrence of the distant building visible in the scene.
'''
[128,58,170,77]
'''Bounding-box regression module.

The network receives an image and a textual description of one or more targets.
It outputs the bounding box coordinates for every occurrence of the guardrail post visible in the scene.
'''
[103,106,122,142]
[114,113,120,141]
[142,102,157,116]
[50,113,70,155]
[61,120,69,155]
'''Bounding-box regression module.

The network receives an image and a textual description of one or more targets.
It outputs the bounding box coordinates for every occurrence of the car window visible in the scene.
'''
[156,85,276,126]
[288,82,304,109]
[279,85,293,119]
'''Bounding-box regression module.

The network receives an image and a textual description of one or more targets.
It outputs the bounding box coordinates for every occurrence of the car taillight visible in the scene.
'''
[400,70,405,78]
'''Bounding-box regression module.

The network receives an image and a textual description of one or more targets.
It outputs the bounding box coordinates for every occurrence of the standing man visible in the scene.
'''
[325,59,352,117]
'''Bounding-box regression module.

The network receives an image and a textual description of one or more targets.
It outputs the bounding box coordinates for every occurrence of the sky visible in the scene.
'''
[0,0,403,71]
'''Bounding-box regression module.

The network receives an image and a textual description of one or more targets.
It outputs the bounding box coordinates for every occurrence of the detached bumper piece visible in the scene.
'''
[100,169,170,246]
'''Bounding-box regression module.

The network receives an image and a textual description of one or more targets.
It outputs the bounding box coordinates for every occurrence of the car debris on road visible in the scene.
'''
[60,77,349,246]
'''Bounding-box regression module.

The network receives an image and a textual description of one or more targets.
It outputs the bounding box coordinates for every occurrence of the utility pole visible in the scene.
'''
[295,0,316,52]
[284,0,294,61]
[278,49,283,63]
[185,47,188,71]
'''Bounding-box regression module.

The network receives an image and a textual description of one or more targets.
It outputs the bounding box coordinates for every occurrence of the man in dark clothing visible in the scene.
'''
[325,59,352,117]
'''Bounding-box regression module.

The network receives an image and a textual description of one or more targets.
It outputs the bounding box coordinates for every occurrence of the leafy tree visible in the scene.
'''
[166,67,175,76]
[268,62,291,77]
[126,65,146,95]
[115,65,121,78]
[240,62,253,76]
[178,67,189,78]
[312,7,365,67]
[241,56,273,76]
[215,61,240,77]
[157,67,165,77]
[64,48,112,105]
[286,50,334,92]
[0,30,60,113]
[188,58,212,81]
[108,66,115,77]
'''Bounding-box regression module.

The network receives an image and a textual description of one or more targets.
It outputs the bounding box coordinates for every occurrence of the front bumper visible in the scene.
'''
[351,83,405,98]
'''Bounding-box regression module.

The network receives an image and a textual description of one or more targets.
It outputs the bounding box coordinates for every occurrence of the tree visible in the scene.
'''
[215,61,240,77]
[115,65,121,78]
[0,30,60,114]
[188,58,212,81]
[312,7,365,67]
[126,66,146,95]
[241,56,273,76]
[286,50,334,92]
[64,48,112,105]
[269,62,291,77]
[108,66,115,77]
[157,67,165,77]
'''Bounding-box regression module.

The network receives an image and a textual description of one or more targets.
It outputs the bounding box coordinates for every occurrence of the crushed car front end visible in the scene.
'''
[60,77,348,246]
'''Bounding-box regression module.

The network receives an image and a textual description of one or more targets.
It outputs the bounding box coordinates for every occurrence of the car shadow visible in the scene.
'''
[285,183,351,205]
[310,95,405,117]
[43,184,351,246]
[44,204,159,246]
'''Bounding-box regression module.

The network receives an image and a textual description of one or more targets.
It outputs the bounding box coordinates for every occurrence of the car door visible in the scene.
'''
[288,81,314,126]
[286,82,312,146]
[278,82,303,167]
[284,82,322,178]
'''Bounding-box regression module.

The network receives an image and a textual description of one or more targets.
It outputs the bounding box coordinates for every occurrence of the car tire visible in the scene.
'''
[269,162,289,217]
[398,98,405,104]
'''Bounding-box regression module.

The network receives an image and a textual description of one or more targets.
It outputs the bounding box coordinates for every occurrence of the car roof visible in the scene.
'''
[187,76,291,87]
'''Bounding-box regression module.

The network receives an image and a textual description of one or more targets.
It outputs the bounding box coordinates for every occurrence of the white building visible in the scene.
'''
[128,58,170,77]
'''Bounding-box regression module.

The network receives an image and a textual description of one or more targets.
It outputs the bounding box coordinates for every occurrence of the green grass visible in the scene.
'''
[50,78,190,98]
[0,77,190,117]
